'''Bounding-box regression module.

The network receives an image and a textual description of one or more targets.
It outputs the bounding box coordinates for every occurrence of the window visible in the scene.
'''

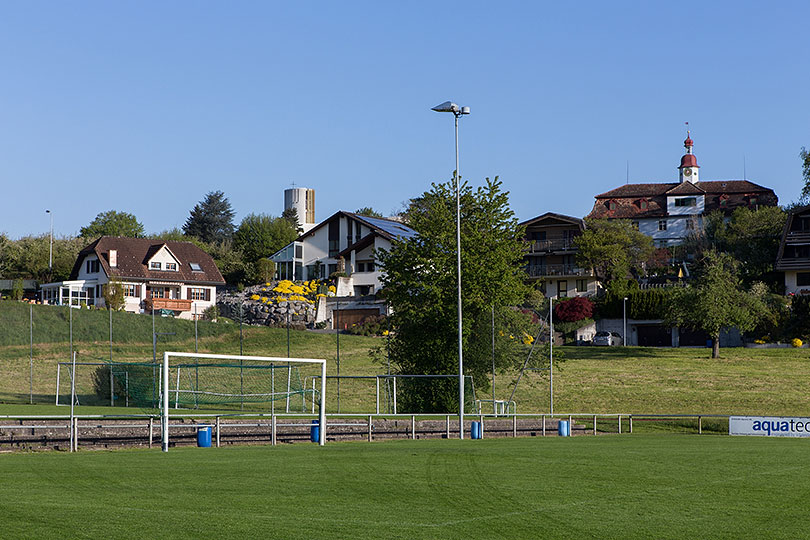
[149,287,165,299]
[675,197,697,207]
[189,287,207,300]
[658,220,667,231]
[608,201,617,211]
[123,284,138,297]
[189,262,202,272]
[719,195,729,207]
[295,244,303,258]
[356,261,375,273]
[639,200,648,210]
[576,279,588,292]
[797,273,810,287]
[86,259,100,273]
[165,262,177,271]
[150,262,162,270]
[328,264,337,276]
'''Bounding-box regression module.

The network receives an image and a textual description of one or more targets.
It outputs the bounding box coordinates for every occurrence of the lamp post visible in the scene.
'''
[623,297,628,346]
[45,210,53,273]
[432,100,470,439]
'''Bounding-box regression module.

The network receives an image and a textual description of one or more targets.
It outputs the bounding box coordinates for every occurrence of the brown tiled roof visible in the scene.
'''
[588,179,778,220]
[70,237,225,284]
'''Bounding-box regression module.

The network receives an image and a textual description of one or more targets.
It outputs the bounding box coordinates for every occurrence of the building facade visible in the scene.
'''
[41,237,225,319]
[520,212,599,298]
[587,134,778,247]
[271,211,417,296]
[776,204,810,295]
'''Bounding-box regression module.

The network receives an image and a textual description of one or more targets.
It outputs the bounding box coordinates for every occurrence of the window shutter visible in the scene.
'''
[135,285,141,297]
[205,288,210,301]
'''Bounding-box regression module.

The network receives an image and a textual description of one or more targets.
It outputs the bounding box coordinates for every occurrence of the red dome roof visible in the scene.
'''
[684,136,693,147]
[680,154,699,168]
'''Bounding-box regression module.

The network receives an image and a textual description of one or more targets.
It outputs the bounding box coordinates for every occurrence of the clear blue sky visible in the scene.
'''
[1,1,808,239]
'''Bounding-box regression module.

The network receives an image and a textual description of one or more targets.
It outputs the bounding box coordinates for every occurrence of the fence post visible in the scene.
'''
[568,414,572,434]
[618,414,622,434]
[698,415,702,435]
[593,414,597,435]
[72,417,78,452]
[446,415,450,439]
[411,415,416,440]
[512,415,517,438]
[148,417,153,448]
[216,416,221,447]
[629,414,633,434]
[271,414,276,446]
[542,414,546,437]
[368,415,372,442]
[480,414,484,439]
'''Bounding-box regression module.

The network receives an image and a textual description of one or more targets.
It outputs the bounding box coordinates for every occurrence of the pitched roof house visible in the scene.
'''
[776,205,810,296]
[520,212,599,299]
[586,134,778,247]
[41,237,225,319]
[271,211,417,296]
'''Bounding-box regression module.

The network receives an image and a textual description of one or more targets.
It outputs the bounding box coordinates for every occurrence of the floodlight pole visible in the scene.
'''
[46,210,53,273]
[432,100,470,439]
[623,297,628,346]
[162,352,169,452]
[549,297,554,415]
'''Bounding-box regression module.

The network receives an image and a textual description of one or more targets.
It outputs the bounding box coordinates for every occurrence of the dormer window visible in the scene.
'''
[165,262,177,271]
[608,200,617,211]
[718,194,729,207]
[189,263,202,272]
[150,262,162,270]
[674,197,697,207]
[749,196,758,207]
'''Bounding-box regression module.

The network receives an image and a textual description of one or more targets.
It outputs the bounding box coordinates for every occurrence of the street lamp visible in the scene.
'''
[45,210,53,273]
[623,297,628,346]
[432,100,470,439]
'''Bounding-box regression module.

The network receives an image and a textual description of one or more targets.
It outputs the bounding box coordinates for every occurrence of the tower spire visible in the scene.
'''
[678,124,699,183]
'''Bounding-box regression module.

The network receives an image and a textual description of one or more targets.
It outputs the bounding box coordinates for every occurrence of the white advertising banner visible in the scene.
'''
[729,416,810,438]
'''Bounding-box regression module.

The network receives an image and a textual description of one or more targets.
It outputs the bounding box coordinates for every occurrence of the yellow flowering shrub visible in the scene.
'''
[250,294,260,301]
[792,338,803,348]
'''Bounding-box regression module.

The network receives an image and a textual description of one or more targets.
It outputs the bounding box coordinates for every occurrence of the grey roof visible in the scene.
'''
[351,214,419,240]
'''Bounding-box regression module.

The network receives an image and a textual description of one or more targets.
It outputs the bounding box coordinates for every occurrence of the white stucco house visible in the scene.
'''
[270,211,417,296]
[586,134,778,248]
[41,236,225,319]
[776,204,810,296]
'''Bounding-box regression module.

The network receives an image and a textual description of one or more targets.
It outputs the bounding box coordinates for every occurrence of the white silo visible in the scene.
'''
[284,187,316,232]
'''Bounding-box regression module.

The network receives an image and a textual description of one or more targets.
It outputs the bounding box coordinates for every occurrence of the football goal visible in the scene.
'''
[160,352,326,450]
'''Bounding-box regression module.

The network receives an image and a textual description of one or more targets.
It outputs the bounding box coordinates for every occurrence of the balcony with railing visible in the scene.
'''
[525,264,592,277]
[527,239,577,253]
[145,298,193,312]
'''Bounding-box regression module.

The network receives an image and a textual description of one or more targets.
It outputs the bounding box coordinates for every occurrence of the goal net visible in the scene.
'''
[161,352,326,450]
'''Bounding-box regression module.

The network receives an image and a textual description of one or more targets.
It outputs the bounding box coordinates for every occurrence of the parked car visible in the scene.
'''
[593,331,623,346]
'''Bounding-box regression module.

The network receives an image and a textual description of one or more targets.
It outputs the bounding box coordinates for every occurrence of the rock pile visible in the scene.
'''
[217,284,316,329]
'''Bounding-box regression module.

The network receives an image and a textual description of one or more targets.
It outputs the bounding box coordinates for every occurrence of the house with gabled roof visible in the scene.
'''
[519,212,600,298]
[270,211,417,296]
[776,204,810,296]
[40,236,225,319]
[586,134,778,247]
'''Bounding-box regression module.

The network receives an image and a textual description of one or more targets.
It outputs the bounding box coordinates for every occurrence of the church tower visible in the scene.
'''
[678,132,700,183]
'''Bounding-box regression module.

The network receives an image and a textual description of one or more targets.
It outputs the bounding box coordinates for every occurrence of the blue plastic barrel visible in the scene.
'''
[471,421,481,439]
[310,419,320,443]
[558,420,570,437]
[197,426,212,447]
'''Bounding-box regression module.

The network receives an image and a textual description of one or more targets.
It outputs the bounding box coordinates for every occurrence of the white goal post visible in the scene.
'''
[161,352,327,451]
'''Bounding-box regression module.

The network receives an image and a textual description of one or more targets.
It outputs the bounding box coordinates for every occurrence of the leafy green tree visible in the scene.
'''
[688,207,786,287]
[10,279,24,301]
[665,250,765,358]
[80,211,145,238]
[574,219,654,291]
[183,191,235,243]
[355,207,383,218]
[233,213,298,272]
[103,276,126,311]
[378,177,534,412]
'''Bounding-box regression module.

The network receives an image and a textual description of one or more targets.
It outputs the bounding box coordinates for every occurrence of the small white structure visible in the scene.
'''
[41,237,225,319]
[271,211,417,297]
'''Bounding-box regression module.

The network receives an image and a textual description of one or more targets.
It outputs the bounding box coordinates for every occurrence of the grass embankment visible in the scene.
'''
[1,302,810,417]
[3,436,809,539]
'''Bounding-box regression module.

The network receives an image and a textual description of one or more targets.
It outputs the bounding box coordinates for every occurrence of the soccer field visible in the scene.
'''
[3,435,807,539]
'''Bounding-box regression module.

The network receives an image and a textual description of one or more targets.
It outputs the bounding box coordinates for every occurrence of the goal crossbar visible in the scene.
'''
[162,352,326,451]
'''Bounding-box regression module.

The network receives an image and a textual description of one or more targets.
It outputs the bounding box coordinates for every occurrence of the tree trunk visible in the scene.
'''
[712,336,720,358]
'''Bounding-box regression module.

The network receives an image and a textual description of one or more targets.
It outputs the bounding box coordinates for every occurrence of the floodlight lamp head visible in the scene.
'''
[460,106,470,115]
[432,101,459,113]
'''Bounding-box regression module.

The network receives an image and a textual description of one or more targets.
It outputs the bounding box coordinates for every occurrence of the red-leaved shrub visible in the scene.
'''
[554,296,594,322]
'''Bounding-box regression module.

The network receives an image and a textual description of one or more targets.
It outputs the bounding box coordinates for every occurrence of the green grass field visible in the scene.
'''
[3,435,808,539]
